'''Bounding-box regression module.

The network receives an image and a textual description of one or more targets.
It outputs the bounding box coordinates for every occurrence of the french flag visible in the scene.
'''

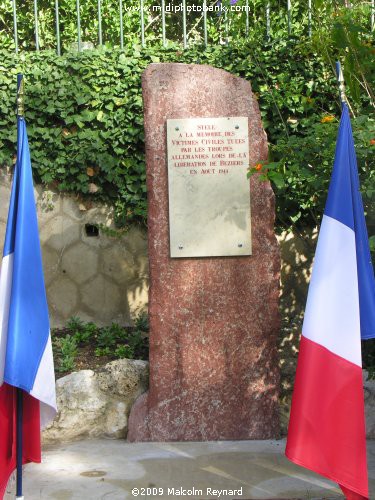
[0,116,57,497]
[286,103,375,499]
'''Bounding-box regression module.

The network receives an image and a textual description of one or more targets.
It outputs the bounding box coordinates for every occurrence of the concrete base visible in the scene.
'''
[4,439,375,499]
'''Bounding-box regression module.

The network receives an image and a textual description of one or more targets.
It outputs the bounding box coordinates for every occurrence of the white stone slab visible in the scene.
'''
[167,116,251,258]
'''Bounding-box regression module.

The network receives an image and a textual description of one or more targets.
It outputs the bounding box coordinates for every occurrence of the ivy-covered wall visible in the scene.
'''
[0,41,345,228]
[0,41,373,237]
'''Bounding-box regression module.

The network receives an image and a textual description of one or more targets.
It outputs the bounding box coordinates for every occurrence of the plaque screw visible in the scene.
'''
[238,243,243,247]
[175,126,179,131]
[235,125,239,129]
[178,245,183,250]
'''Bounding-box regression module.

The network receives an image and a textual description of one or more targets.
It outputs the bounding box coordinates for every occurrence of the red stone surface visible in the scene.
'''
[127,63,280,442]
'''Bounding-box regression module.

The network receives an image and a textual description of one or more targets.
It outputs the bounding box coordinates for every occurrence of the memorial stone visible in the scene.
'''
[128,63,280,441]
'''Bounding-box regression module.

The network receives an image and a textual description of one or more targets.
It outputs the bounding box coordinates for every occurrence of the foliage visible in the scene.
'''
[311,0,374,111]
[66,315,85,331]
[114,344,135,359]
[52,315,149,375]
[0,1,373,227]
[73,321,97,344]
[0,0,143,50]
[95,320,148,360]
[0,3,373,230]
[2,0,372,54]
[246,2,375,246]
[248,113,375,233]
[53,334,78,373]
[134,311,149,332]
[0,36,360,228]
[0,0,317,51]
[96,323,121,349]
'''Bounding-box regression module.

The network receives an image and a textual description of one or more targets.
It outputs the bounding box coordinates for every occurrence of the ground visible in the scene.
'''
[5,439,375,499]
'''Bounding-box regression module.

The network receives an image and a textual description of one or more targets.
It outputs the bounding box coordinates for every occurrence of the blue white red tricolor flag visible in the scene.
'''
[286,103,375,499]
[0,116,56,497]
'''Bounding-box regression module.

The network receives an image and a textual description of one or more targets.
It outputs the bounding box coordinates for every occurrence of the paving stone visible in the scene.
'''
[6,439,368,499]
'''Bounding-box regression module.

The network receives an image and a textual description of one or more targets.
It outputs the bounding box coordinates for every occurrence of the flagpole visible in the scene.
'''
[15,73,24,500]
[335,61,356,116]
[335,61,346,105]
[16,389,23,499]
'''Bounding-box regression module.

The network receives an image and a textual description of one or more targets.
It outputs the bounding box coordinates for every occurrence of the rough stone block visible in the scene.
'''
[43,359,149,443]
[128,63,280,442]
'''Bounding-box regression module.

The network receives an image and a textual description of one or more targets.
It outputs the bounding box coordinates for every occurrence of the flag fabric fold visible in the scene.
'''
[286,103,375,499]
[0,117,56,498]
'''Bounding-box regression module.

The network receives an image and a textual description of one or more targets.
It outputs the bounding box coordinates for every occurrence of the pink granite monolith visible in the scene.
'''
[127,63,280,441]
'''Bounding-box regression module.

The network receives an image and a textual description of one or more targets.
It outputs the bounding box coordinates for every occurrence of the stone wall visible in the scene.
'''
[0,168,317,343]
[0,171,149,327]
[276,228,318,433]
[0,170,318,331]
